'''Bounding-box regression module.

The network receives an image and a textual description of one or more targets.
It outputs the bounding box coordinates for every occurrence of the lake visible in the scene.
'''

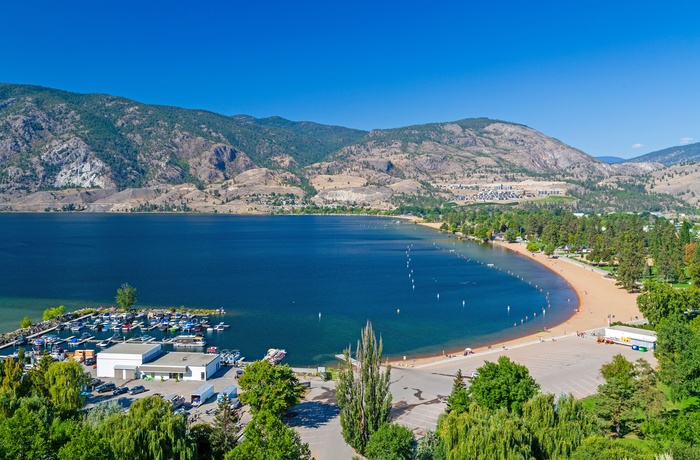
[0,214,577,366]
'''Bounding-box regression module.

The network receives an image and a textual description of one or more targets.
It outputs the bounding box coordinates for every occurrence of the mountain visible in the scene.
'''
[0,83,367,191]
[596,156,626,164]
[0,83,668,212]
[628,142,700,166]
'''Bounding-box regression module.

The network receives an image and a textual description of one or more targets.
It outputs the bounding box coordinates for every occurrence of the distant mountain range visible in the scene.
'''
[595,156,626,164]
[627,142,700,166]
[0,83,688,212]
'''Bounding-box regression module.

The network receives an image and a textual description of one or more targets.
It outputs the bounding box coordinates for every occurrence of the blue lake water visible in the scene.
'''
[0,214,577,366]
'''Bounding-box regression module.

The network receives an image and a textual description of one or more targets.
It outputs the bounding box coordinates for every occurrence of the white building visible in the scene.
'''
[96,343,221,381]
[604,326,657,350]
[139,352,221,381]
[96,343,163,379]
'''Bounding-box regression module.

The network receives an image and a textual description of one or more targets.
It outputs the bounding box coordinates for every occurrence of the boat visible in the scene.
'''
[122,323,131,330]
[172,334,207,348]
[14,335,28,347]
[206,346,219,354]
[70,323,84,332]
[263,348,287,365]
[32,338,45,347]
[98,339,112,348]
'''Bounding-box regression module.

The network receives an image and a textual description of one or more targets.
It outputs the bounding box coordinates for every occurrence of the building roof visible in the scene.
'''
[607,325,657,337]
[147,352,219,368]
[97,343,162,356]
[113,364,139,370]
[138,365,188,373]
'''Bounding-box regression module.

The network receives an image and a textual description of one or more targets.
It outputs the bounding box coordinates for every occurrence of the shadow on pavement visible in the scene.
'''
[285,401,339,429]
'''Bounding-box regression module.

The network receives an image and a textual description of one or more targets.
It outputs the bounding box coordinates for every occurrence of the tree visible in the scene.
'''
[655,315,700,400]
[467,356,539,415]
[0,405,52,460]
[43,305,65,321]
[415,430,445,460]
[336,321,393,455]
[616,231,645,292]
[97,396,195,460]
[57,423,113,460]
[446,369,469,415]
[115,283,138,310]
[238,361,304,417]
[595,354,636,437]
[20,316,31,329]
[636,280,685,326]
[45,360,90,416]
[209,394,242,458]
[225,410,311,460]
[365,423,415,460]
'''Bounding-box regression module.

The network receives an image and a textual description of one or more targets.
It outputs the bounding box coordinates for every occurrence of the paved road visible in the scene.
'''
[294,336,657,460]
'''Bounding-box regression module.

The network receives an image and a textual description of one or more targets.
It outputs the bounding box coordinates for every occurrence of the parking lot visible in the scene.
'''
[82,336,657,460]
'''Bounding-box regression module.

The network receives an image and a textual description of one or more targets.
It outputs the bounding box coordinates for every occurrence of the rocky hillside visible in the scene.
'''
[0,83,667,212]
[627,142,700,166]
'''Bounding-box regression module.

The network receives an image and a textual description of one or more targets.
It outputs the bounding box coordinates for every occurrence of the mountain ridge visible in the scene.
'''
[0,83,675,212]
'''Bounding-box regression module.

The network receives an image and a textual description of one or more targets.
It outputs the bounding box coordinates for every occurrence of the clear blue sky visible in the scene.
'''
[2,1,699,158]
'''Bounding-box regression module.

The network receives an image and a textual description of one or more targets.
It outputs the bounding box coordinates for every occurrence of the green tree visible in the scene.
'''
[209,394,242,458]
[522,393,597,459]
[189,423,215,460]
[225,410,311,460]
[415,430,445,460]
[19,316,31,329]
[97,396,195,460]
[446,369,469,415]
[636,280,685,326]
[336,321,393,455]
[594,354,635,437]
[238,361,304,417]
[43,305,66,321]
[115,283,138,310]
[467,356,539,415]
[365,423,415,460]
[0,404,52,460]
[45,360,90,416]
[616,231,645,292]
[57,423,114,460]
[655,315,700,399]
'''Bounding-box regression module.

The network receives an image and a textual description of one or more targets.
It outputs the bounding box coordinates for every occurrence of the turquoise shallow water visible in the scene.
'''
[0,214,577,366]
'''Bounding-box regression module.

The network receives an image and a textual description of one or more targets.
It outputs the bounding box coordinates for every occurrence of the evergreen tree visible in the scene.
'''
[209,394,242,458]
[446,369,469,414]
[336,320,393,455]
[616,230,645,291]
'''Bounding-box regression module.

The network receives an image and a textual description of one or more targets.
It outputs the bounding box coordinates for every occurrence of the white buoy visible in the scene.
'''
[462,300,465,306]
[437,293,440,300]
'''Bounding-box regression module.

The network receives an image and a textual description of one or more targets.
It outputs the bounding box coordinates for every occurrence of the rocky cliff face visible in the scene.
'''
[0,84,669,212]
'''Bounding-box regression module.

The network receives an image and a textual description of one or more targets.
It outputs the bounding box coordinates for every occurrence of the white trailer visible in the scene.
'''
[191,384,215,407]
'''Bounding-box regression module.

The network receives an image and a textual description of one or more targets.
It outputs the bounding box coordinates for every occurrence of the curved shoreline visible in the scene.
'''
[396,221,643,367]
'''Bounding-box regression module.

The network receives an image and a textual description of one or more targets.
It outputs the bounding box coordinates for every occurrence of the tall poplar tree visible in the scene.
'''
[336,321,392,455]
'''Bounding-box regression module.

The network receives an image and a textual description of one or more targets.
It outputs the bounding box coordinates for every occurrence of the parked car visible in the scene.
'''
[113,386,128,396]
[89,378,103,389]
[84,357,96,366]
[96,382,116,393]
[128,385,146,395]
[470,371,479,378]
[80,390,92,398]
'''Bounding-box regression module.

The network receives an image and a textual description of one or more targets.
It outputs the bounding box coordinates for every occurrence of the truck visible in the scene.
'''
[190,384,215,407]
[163,393,186,410]
[217,385,238,403]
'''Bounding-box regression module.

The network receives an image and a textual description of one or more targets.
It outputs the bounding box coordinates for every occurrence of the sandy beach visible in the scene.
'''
[397,221,644,367]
